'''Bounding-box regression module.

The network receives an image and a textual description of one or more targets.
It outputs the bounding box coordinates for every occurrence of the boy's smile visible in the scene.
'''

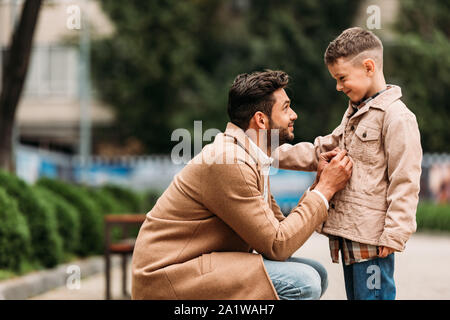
[327,57,374,104]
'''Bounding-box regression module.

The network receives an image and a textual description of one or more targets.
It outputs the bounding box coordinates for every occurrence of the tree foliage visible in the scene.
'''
[91,0,359,153]
[385,0,450,152]
[93,1,448,153]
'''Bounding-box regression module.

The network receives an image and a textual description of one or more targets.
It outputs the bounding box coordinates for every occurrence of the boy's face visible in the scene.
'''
[327,57,373,104]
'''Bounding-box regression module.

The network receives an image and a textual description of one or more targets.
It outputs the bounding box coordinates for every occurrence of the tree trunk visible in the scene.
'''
[0,0,43,171]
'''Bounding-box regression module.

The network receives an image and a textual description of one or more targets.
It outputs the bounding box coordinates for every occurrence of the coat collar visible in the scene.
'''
[223,122,273,168]
[346,85,402,119]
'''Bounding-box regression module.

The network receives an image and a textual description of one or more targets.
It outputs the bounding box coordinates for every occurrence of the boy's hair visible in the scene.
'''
[324,27,383,67]
[227,70,289,130]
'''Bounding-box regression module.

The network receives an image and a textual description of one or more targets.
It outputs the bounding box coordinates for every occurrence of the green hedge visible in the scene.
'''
[416,202,450,232]
[0,171,63,268]
[33,186,80,255]
[142,189,162,213]
[37,178,103,256]
[0,174,154,279]
[84,186,126,215]
[101,184,143,213]
[0,188,31,271]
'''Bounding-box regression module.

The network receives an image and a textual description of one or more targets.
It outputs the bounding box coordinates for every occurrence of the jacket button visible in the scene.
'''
[331,203,335,209]
[363,132,367,138]
[351,126,355,131]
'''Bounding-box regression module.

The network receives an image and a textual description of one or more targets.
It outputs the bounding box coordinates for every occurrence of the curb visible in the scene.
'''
[0,256,121,300]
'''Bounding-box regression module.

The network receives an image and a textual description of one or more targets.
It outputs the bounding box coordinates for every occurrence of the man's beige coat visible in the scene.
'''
[132,122,328,300]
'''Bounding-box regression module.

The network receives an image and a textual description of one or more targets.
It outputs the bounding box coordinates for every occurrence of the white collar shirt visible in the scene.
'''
[246,136,274,203]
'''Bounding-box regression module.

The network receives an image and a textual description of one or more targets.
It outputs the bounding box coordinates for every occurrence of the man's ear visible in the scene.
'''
[254,111,269,129]
[363,58,376,76]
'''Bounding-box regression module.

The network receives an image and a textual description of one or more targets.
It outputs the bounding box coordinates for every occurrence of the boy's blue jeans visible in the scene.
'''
[341,252,396,300]
[262,256,328,300]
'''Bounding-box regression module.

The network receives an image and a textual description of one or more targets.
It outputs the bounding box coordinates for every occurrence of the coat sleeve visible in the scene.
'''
[202,162,328,261]
[272,125,343,172]
[269,193,286,222]
[379,113,422,251]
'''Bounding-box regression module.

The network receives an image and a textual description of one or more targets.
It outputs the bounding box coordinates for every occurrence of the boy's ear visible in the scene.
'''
[363,58,376,75]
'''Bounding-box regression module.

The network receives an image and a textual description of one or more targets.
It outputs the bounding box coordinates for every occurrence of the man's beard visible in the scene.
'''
[268,118,294,146]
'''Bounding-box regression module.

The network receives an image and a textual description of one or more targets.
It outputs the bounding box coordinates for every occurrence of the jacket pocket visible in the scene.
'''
[353,125,381,164]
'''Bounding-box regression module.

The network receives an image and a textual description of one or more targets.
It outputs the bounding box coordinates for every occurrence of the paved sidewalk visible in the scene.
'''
[30,232,450,300]
[29,258,131,300]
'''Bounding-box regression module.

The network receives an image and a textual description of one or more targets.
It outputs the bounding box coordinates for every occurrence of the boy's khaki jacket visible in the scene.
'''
[273,85,422,252]
[131,122,328,300]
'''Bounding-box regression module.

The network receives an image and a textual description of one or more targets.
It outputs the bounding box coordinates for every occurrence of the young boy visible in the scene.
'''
[273,27,422,299]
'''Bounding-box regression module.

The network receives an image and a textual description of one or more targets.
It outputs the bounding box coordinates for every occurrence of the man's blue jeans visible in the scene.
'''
[342,253,396,300]
[263,256,328,300]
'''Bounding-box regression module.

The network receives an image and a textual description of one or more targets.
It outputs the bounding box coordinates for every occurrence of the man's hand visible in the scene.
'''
[311,148,341,190]
[314,149,353,201]
[378,246,396,258]
[317,148,341,179]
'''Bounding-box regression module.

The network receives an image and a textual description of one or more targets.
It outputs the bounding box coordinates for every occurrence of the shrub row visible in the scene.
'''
[0,171,161,276]
[416,202,450,232]
[0,172,62,269]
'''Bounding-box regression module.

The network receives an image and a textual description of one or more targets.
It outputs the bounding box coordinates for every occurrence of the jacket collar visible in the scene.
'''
[346,85,402,119]
[223,122,273,168]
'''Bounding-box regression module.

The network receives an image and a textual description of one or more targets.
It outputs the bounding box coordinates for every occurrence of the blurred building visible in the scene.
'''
[0,0,115,154]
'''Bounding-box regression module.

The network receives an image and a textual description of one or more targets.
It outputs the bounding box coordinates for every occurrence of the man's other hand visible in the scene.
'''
[315,149,353,201]
[311,148,341,190]
[317,147,341,179]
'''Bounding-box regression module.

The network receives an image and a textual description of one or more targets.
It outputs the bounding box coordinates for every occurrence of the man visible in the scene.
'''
[131,70,353,300]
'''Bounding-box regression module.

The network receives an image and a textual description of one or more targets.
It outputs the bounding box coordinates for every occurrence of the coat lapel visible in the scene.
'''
[223,122,265,196]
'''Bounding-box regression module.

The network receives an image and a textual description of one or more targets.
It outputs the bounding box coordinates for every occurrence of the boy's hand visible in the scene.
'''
[378,246,396,258]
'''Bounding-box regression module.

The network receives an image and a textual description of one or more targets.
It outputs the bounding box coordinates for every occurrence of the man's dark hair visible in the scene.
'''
[227,70,289,130]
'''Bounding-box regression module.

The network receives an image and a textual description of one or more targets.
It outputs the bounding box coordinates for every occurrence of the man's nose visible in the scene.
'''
[336,82,344,92]
[291,110,298,121]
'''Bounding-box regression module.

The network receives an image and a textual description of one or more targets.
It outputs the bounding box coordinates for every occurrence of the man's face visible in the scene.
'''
[269,88,298,145]
[327,57,372,103]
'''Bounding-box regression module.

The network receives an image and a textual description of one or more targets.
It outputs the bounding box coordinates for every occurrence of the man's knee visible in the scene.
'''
[297,266,322,300]
[280,265,322,300]
[286,257,328,298]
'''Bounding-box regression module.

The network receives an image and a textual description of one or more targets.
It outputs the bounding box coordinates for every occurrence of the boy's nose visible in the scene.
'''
[336,83,344,91]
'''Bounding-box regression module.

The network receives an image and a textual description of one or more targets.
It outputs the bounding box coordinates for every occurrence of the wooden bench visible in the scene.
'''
[104,214,146,300]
